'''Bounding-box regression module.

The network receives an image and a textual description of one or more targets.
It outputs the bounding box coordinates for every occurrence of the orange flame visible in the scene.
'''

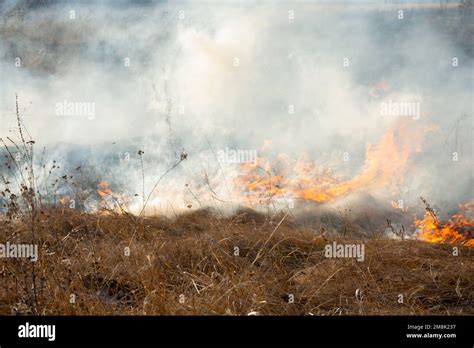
[414,201,474,247]
[97,181,113,199]
[236,120,434,206]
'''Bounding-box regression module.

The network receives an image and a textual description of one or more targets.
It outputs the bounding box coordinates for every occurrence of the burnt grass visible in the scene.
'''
[0,208,472,315]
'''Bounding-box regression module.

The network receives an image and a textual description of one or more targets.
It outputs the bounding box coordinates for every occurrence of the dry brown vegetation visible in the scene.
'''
[1,207,472,315]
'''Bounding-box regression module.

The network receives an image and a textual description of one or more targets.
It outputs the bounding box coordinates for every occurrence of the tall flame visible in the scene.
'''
[236,120,434,206]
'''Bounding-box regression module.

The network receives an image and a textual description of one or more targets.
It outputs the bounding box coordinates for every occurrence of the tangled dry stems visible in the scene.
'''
[1,208,472,315]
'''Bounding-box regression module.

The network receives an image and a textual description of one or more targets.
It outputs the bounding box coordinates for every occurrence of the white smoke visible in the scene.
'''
[0,0,472,215]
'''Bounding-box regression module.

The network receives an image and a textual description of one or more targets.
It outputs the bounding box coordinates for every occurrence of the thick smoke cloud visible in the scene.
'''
[0,0,472,216]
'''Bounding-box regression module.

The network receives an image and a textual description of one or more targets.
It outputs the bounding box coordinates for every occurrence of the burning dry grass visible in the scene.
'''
[0,208,472,315]
[415,202,474,247]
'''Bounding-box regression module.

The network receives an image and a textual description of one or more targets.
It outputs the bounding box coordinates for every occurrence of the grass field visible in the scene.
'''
[1,208,472,315]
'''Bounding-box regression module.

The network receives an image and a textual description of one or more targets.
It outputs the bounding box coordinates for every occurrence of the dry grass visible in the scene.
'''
[0,207,472,315]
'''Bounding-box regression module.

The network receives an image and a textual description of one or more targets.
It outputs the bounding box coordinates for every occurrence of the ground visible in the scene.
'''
[0,208,472,315]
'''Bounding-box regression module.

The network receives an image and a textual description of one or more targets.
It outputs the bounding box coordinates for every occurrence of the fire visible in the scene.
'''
[97,181,113,199]
[236,120,434,206]
[95,181,130,213]
[414,202,474,247]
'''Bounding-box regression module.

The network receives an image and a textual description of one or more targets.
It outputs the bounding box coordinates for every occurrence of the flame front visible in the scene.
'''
[97,181,113,199]
[414,202,474,247]
[236,120,433,206]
